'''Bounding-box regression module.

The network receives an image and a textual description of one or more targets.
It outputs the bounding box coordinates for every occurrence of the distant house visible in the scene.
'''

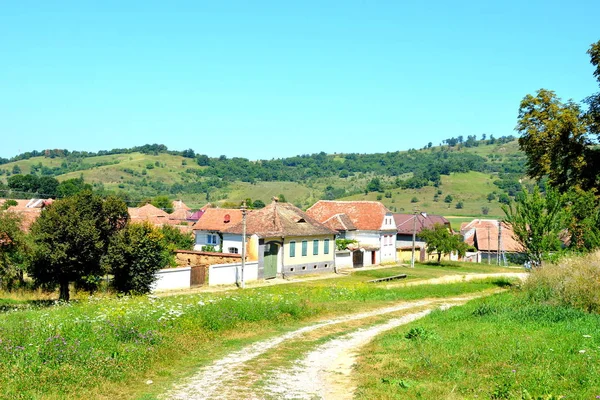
[306,200,397,267]
[191,208,244,252]
[128,204,171,227]
[393,213,452,263]
[223,200,336,278]
[0,198,53,231]
[460,219,524,263]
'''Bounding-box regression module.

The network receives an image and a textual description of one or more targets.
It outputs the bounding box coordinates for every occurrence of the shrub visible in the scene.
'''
[523,251,600,313]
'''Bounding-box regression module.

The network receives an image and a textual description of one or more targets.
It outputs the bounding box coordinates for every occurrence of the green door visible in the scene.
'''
[264,243,278,279]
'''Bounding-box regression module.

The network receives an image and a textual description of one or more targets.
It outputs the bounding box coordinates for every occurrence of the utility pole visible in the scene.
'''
[487,226,491,265]
[497,221,501,266]
[240,201,247,289]
[410,209,418,268]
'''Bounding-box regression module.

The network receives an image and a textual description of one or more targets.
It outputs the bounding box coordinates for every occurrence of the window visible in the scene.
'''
[207,234,218,245]
[228,247,239,254]
[301,240,308,256]
[324,239,330,254]
[289,241,296,257]
[313,240,319,255]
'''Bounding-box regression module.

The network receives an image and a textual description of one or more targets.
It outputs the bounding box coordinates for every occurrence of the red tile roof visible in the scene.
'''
[192,208,244,232]
[0,198,52,231]
[306,200,390,231]
[172,200,191,211]
[394,213,451,235]
[224,201,336,238]
[322,213,357,232]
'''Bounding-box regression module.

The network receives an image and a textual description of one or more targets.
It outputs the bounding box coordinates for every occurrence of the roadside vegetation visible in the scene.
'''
[354,252,600,399]
[0,263,512,400]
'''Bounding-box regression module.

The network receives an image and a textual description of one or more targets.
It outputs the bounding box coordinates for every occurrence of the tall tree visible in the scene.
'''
[502,186,566,264]
[516,40,600,193]
[29,191,129,301]
[0,211,27,290]
[103,222,169,295]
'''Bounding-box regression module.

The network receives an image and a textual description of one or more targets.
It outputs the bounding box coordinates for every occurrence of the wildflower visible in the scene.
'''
[583,335,592,338]
[579,350,586,354]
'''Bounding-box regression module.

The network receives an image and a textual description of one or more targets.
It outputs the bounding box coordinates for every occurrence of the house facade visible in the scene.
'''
[192,208,244,251]
[393,213,452,263]
[460,219,524,264]
[306,200,397,267]
[223,200,336,278]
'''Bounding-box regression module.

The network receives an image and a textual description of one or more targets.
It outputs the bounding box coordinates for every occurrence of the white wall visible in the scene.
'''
[193,230,220,251]
[346,230,396,264]
[153,266,191,292]
[222,233,243,254]
[208,261,259,286]
[335,250,353,268]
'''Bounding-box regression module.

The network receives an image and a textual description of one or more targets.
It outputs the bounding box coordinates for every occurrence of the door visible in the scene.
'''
[352,250,363,268]
[264,243,279,279]
[371,251,377,265]
[190,265,206,287]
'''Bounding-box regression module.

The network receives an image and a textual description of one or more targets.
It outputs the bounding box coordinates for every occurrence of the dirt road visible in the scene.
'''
[163,279,518,399]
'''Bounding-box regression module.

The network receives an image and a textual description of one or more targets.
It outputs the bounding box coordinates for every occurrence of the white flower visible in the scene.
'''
[579,350,586,353]
[583,334,592,338]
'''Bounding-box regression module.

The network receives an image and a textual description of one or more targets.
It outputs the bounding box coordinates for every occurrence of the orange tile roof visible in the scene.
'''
[192,208,244,232]
[461,219,523,253]
[1,198,52,231]
[223,201,336,238]
[128,204,170,226]
[172,200,191,211]
[306,200,391,231]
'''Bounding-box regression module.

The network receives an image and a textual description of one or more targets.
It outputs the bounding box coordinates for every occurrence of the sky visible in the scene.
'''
[1,1,599,160]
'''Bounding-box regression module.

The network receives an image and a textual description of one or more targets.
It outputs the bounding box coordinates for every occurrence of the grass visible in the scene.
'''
[0,264,511,400]
[354,290,600,399]
[354,254,600,399]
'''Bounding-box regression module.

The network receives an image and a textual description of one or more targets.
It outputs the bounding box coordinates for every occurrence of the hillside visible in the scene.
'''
[0,138,527,216]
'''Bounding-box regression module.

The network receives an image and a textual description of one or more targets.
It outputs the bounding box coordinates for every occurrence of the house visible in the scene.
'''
[0,198,53,231]
[128,204,171,227]
[394,213,452,263]
[460,219,524,263]
[191,208,245,252]
[306,200,397,267]
[223,200,336,278]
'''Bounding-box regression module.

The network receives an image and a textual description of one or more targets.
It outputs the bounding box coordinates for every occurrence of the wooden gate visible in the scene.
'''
[190,265,206,287]
[352,250,363,268]
[264,243,279,279]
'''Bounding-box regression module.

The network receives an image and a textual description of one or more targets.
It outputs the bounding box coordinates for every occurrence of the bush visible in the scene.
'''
[455,201,464,209]
[523,252,600,313]
[411,196,419,203]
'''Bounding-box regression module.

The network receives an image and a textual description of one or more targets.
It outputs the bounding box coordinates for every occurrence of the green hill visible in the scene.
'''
[0,138,527,214]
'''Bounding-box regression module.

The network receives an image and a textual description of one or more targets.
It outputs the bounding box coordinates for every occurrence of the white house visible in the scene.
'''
[306,200,397,267]
[191,208,244,252]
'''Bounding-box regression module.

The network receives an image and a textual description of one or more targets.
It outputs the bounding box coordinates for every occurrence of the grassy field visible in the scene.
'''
[354,291,600,399]
[0,263,513,399]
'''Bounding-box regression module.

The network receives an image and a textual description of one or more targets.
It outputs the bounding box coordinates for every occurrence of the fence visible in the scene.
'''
[209,261,259,286]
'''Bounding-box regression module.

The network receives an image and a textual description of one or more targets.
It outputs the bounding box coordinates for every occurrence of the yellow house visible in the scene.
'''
[222,200,337,279]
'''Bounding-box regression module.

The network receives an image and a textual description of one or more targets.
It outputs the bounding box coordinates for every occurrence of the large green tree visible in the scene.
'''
[418,224,467,263]
[502,186,567,264]
[516,40,600,193]
[29,191,129,301]
[103,222,169,295]
[0,211,27,290]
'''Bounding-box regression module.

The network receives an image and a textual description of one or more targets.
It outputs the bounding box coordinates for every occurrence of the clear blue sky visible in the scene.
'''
[1,1,598,160]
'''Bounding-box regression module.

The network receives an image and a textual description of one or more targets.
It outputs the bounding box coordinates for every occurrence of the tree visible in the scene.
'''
[516,40,600,193]
[11,165,21,175]
[564,188,600,251]
[366,177,383,193]
[481,206,490,215]
[0,211,27,290]
[418,224,467,263]
[252,199,266,209]
[502,186,566,264]
[29,191,129,301]
[455,201,464,209]
[487,193,496,202]
[151,195,173,213]
[277,194,287,203]
[57,177,92,198]
[103,222,169,295]
[411,196,419,203]
[159,224,194,254]
[444,195,453,203]
[498,193,511,205]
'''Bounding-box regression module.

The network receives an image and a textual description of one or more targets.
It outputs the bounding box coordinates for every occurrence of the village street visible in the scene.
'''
[163,272,527,400]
